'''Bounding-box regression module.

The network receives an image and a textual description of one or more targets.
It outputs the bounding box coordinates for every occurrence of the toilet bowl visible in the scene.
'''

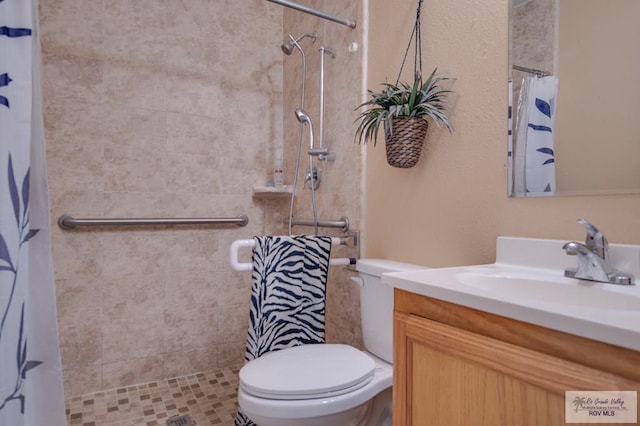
[237,259,428,426]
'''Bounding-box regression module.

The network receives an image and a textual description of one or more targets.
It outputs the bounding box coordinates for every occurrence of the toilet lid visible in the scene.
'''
[239,344,376,400]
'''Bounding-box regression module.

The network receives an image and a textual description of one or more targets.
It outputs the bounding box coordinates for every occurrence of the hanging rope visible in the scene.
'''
[395,0,424,85]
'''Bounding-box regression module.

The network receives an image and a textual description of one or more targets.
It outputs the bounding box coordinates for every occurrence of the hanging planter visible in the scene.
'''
[385,117,429,168]
[354,0,454,168]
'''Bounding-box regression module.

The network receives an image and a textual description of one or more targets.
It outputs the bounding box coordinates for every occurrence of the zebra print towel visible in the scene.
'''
[234,235,332,426]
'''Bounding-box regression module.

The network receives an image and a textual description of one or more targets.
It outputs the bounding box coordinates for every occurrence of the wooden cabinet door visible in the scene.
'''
[393,312,638,426]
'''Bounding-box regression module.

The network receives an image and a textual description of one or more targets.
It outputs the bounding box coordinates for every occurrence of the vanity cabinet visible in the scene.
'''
[393,289,640,426]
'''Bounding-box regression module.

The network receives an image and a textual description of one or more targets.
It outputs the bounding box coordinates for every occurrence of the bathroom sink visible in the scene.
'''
[456,267,640,310]
[382,236,640,352]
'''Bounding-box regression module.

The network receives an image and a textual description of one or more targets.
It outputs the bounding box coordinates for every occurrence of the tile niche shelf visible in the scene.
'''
[252,186,294,200]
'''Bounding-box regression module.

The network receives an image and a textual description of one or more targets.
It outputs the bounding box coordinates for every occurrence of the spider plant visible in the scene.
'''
[355,68,454,145]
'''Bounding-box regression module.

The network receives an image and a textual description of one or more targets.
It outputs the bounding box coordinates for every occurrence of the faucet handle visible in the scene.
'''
[576,219,608,260]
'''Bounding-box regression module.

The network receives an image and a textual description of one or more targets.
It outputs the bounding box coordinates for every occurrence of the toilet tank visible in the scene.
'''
[355,259,429,364]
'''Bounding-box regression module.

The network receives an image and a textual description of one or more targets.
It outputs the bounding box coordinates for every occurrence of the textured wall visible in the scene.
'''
[40,0,284,397]
[365,0,640,266]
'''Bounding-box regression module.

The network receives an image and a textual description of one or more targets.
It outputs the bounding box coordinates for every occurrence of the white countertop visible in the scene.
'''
[383,237,640,352]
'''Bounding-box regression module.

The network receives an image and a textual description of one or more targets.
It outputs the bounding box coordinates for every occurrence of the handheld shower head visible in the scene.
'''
[281,31,318,55]
[294,108,312,124]
[295,108,314,151]
[294,109,326,157]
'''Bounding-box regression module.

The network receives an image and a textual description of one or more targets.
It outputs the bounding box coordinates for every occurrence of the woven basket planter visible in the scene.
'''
[385,117,429,168]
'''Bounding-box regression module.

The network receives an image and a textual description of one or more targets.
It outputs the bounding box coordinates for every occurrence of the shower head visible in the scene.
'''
[294,108,312,124]
[281,31,318,55]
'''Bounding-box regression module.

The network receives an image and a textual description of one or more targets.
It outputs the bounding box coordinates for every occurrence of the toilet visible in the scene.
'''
[237,259,428,426]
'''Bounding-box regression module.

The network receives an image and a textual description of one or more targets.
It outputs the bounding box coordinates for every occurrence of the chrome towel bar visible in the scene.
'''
[58,214,249,230]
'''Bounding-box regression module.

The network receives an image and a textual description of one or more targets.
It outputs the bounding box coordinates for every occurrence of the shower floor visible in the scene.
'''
[65,366,240,426]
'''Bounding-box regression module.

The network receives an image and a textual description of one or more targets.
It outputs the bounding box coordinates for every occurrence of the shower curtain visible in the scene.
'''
[0,0,66,425]
[513,75,558,197]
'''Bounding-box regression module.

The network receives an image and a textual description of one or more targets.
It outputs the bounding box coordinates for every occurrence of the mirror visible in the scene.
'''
[509,0,640,197]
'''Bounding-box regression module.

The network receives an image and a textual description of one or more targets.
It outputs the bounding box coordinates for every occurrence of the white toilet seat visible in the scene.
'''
[237,347,393,422]
[240,344,375,399]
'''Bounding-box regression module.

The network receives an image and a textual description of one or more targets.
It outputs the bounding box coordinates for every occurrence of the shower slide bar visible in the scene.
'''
[284,216,350,232]
[265,0,357,29]
[229,237,356,272]
[512,65,551,77]
[58,214,249,230]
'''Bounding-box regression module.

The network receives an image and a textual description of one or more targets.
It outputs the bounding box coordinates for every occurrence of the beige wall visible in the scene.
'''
[365,0,640,267]
[555,0,640,194]
[41,0,284,397]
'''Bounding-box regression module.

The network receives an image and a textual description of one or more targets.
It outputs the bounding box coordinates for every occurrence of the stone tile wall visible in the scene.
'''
[41,0,284,397]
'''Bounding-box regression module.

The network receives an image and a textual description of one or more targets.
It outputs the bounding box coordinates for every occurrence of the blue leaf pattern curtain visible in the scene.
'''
[0,0,66,424]
[513,75,559,197]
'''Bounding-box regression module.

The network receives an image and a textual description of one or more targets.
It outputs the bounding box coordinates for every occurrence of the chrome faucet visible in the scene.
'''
[562,219,635,285]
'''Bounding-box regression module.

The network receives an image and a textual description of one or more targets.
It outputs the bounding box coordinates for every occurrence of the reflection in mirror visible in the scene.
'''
[509,0,640,197]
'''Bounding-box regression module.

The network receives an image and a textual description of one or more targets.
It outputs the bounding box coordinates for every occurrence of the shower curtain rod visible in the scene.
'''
[58,214,249,230]
[265,0,357,29]
[513,65,550,77]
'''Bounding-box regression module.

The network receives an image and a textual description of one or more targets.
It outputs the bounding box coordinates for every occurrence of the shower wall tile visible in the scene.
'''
[58,312,102,368]
[103,0,167,40]
[216,304,250,344]
[41,53,105,105]
[39,0,104,58]
[165,270,219,312]
[102,63,167,110]
[214,269,253,308]
[164,153,221,194]
[102,108,167,153]
[163,346,219,379]
[102,4,167,68]
[101,233,166,278]
[102,355,165,391]
[102,192,187,217]
[56,277,103,321]
[164,308,218,353]
[103,273,165,320]
[43,101,109,147]
[166,112,220,155]
[62,366,102,399]
[102,316,165,364]
[217,341,246,368]
[51,233,103,280]
[103,149,166,192]
[162,232,220,273]
[165,78,226,118]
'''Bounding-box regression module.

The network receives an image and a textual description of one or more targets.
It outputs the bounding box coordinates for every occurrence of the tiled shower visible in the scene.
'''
[41,0,364,422]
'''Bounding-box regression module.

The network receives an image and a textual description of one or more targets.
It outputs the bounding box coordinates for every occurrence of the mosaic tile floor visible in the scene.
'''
[65,366,241,426]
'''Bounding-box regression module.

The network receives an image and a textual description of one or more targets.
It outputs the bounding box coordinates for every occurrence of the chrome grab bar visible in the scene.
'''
[58,214,249,230]
[284,216,349,232]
